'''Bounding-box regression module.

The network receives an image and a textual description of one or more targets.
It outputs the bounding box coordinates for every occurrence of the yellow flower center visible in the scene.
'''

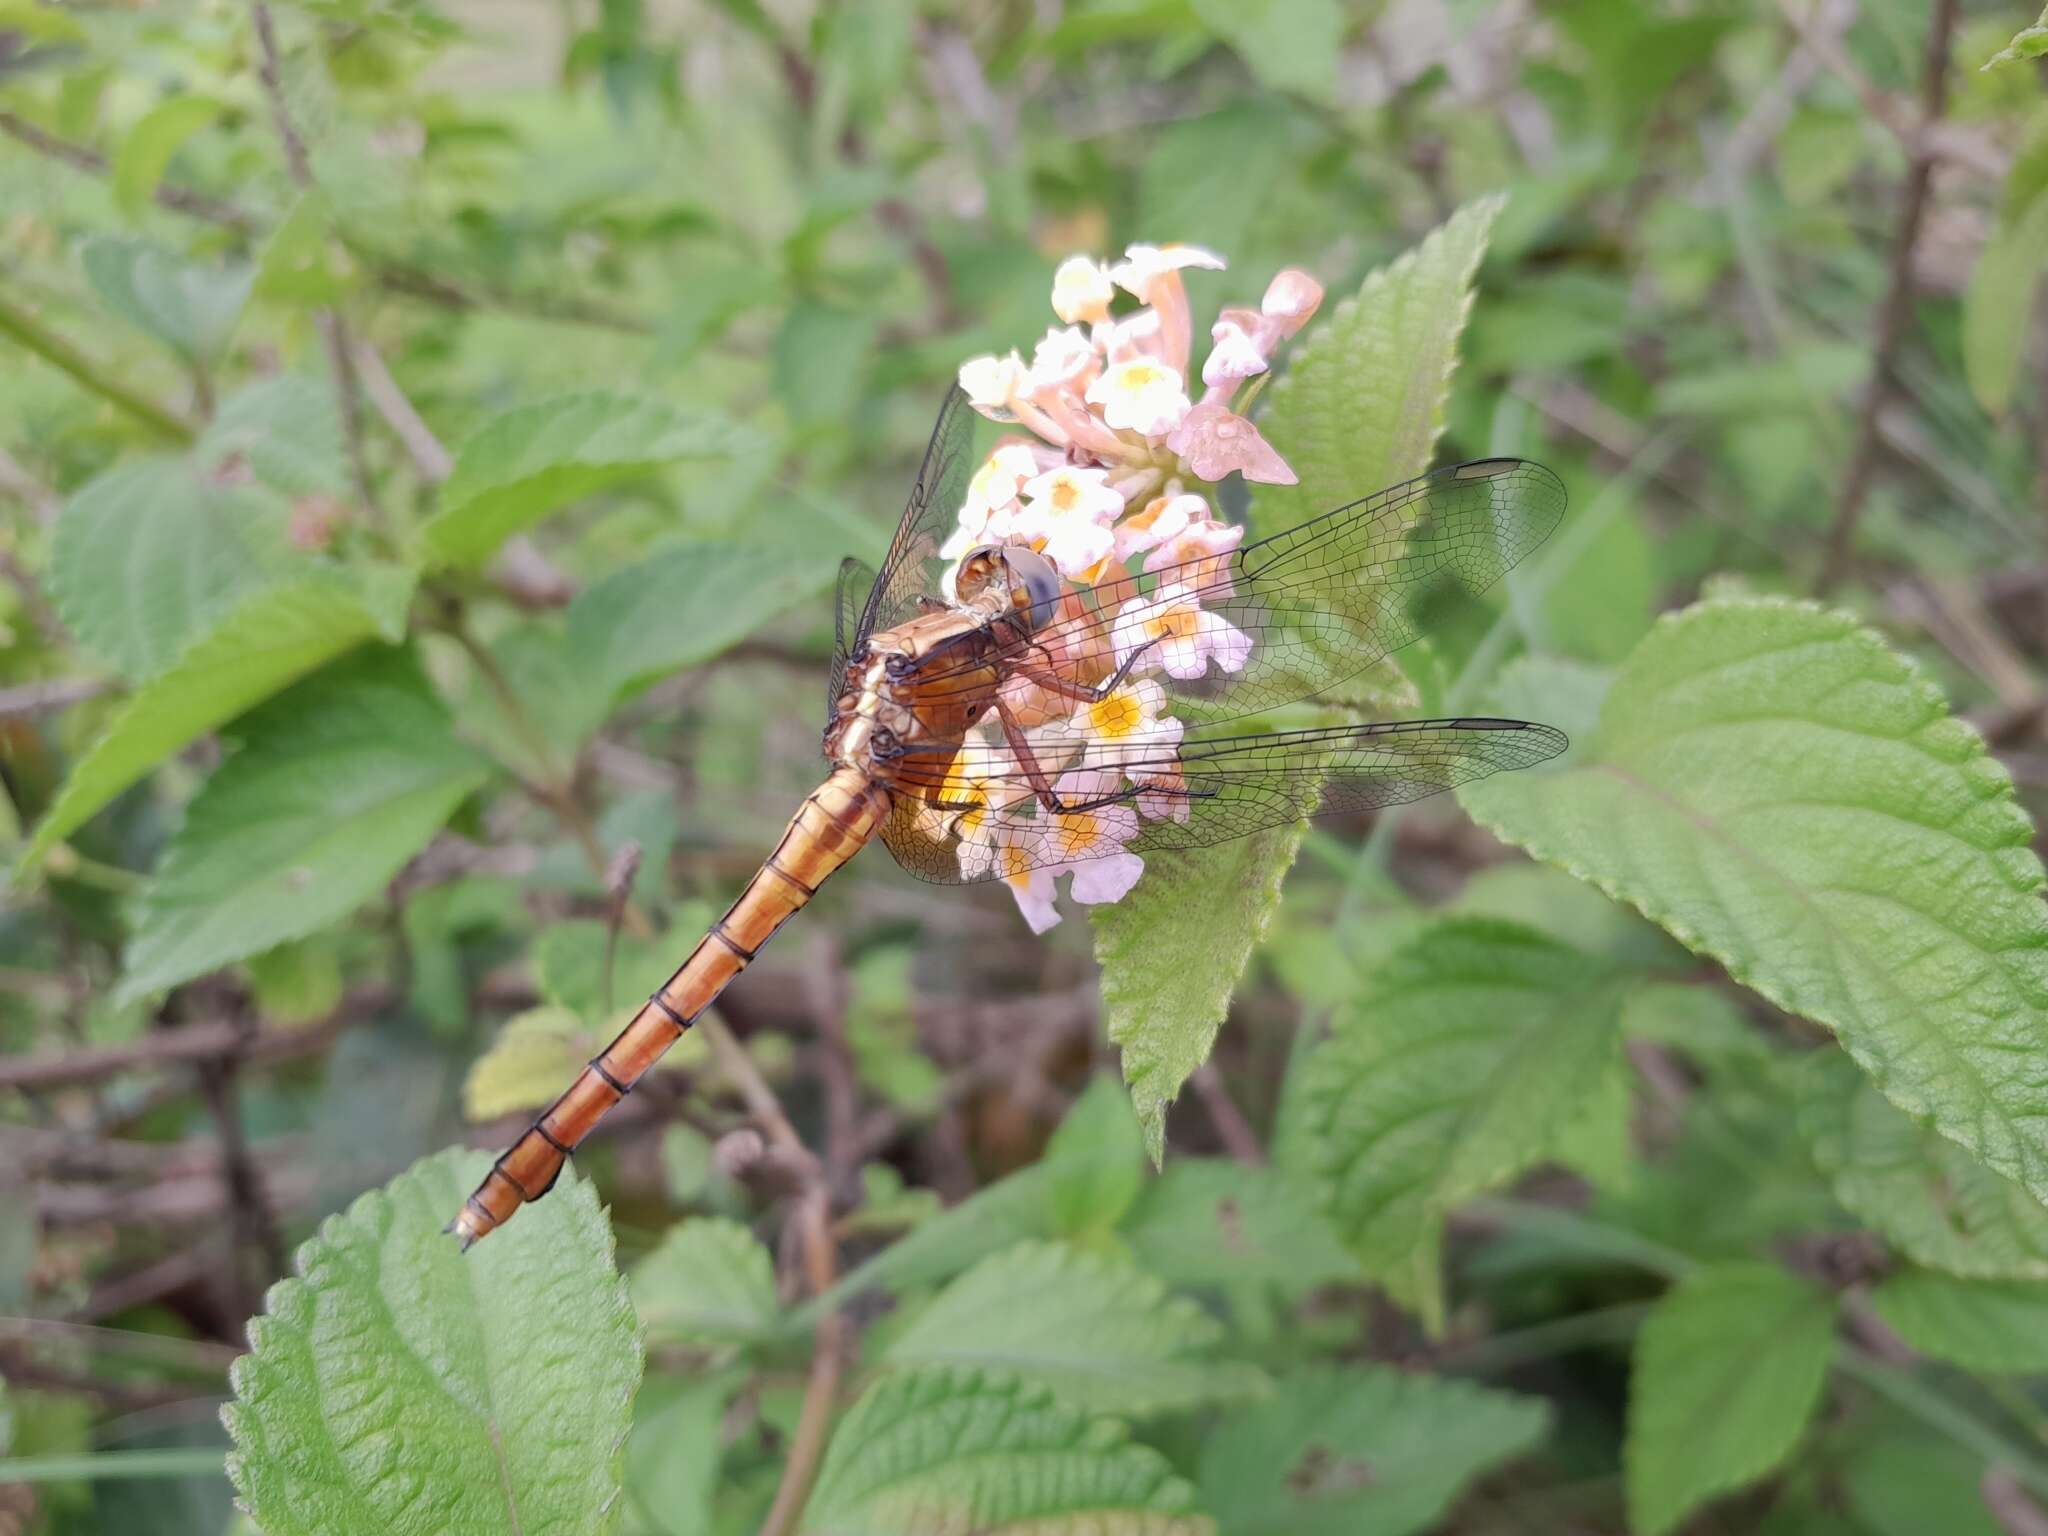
[1146,604,1199,642]
[1122,363,1161,390]
[1001,843,1033,879]
[1049,478,1080,513]
[1087,691,1141,739]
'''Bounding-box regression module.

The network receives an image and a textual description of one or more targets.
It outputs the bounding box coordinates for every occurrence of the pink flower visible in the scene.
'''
[1202,318,1268,387]
[1110,243,1227,303]
[1112,584,1253,680]
[1111,491,1206,565]
[1143,516,1245,598]
[1167,401,1296,485]
[1261,267,1324,332]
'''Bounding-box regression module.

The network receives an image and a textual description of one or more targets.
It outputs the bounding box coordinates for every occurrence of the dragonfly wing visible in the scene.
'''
[900,458,1567,727]
[877,717,1566,885]
[855,385,979,648]
[826,555,879,727]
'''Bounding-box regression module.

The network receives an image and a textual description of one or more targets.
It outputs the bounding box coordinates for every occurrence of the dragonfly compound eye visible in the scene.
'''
[999,546,1062,632]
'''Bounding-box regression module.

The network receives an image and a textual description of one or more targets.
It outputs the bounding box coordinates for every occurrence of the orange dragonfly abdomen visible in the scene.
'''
[449,765,892,1249]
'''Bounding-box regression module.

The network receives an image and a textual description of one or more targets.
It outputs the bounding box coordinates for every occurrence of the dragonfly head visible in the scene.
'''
[955,544,1061,633]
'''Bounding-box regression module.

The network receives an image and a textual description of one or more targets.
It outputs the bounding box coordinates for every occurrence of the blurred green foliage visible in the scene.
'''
[3,2,2048,1535]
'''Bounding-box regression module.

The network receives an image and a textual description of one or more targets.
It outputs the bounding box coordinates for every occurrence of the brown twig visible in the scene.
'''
[350,334,453,481]
[0,108,264,231]
[0,676,110,719]
[0,990,382,1092]
[1190,1062,1265,1165]
[248,1,383,531]
[695,1010,841,1536]
[1816,0,1960,594]
[194,1026,287,1325]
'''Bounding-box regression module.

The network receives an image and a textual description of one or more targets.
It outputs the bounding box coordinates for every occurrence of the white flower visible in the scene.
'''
[1020,464,1123,527]
[1111,584,1253,680]
[1096,307,1163,366]
[1202,318,1269,387]
[1042,677,1183,771]
[1143,516,1245,597]
[1029,325,1098,389]
[1051,255,1115,325]
[1110,242,1226,304]
[941,738,1032,864]
[958,352,1027,417]
[1085,358,1190,437]
[959,766,1146,933]
[1110,491,1206,565]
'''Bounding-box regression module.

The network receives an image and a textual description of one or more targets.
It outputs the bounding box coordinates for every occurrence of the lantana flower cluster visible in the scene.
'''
[934,244,1324,931]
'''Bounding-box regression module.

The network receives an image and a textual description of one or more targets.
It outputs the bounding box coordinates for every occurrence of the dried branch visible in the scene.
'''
[350,334,452,481]
[0,287,197,442]
[1191,1062,1266,1165]
[0,989,384,1092]
[0,676,111,720]
[0,108,264,230]
[248,0,382,529]
[1816,0,1962,594]
[697,1010,841,1536]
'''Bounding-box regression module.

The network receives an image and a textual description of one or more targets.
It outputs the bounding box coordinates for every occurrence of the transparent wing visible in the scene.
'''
[877,717,1567,885]
[826,556,879,728]
[854,385,978,648]
[903,458,1567,727]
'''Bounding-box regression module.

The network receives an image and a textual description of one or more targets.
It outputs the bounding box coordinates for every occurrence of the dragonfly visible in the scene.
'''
[450,386,1569,1248]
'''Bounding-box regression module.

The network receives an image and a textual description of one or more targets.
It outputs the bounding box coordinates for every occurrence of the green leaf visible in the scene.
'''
[1797,1052,2048,1278]
[1869,1268,2048,1373]
[462,1005,592,1121]
[1136,102,1293,258]
[116,648,488,1002]
[1962,194,2048,418]
[1462,598,2048,1210]
[1042,1073,1148,1235]
[420,393,735,568]
[624,1374,736,1536]
[1624,1264,1836,1536]
[1252,194,1503,544]
[80,235,252,365]
[23,574,412,868]
[198,375,349,498]
[48,459,289,682]
[111,97,222,220]
[630,1217,779,1347]
[1118,1160,1355,1296]
[1198,1365,1548,1536]
[533,916,694,1027]
[1089,199,1504,1160]
[254,194,360,307]
[803,1366,1211,1536]
[1188,0,1344,102]
[882,1240,1264,1416]
[1984,4,2048,67]
[1278,919,1626,1328]
[567,533,839,702]
[1093,823,1308,1165]
[224,1148,640,1536]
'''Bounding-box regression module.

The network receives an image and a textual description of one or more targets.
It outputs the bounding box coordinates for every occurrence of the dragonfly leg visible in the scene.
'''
[993,695,1215,817]
[1016,637,1159,704]
[992,696,1066,813]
